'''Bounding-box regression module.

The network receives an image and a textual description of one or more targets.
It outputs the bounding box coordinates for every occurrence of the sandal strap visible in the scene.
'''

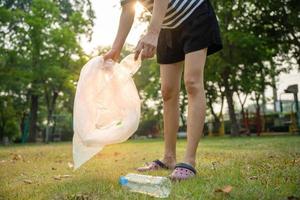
[153,159,169,169]
[174,163,197,174]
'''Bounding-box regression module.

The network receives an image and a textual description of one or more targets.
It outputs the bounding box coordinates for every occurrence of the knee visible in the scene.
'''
[184,78,203,96]
[161,86,179,102]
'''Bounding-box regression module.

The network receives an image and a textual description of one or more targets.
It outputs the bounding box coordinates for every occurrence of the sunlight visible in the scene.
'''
[80,1,148,54]
[135,2,145,16]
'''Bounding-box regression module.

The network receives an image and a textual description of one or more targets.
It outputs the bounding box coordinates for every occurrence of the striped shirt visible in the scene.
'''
[120,0,205,29]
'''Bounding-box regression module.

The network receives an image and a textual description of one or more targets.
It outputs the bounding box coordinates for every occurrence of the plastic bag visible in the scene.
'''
[72,54,141,170]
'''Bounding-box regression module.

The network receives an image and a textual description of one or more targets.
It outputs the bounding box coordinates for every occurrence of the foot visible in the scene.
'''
[168,162,197,181]
[136,158,176,172]
[136,159,168,172]
[161,156,176,169]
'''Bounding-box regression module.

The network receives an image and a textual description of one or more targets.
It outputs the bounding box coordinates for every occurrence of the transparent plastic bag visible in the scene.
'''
[72,54,141,170]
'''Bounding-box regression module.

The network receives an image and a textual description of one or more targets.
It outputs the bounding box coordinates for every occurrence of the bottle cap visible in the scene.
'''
[119,176,128,185]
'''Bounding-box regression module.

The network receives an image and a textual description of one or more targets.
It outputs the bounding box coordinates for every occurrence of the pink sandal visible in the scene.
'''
[168,163,197,181]
[136,159,170,172]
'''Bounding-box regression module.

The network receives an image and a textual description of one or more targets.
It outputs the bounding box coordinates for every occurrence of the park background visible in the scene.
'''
[1,0,299,143]
[0,0,300,199]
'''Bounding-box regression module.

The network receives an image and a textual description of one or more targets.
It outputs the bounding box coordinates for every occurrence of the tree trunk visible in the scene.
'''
[52,118,57,140]
[255,106,262,136]
[270,62,278,112]
[224,83,239,136]
[45,90,58,143]
[255,94,262,136]
[0,120,5,142]
[272,78,278,112]
[236,92,248,130]
[207,98,221,133]
[261,91,266,132]
[28,95,38,142]
[20,112,26,141]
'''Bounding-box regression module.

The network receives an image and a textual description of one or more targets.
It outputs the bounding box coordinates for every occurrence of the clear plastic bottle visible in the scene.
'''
[119,173,172,198]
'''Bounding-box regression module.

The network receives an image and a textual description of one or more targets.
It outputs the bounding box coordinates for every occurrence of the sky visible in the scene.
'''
[81,0,300,108]
[80,0,146,54]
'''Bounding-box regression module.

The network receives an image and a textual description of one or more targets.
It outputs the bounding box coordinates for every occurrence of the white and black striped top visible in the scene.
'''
[121,0,205,29]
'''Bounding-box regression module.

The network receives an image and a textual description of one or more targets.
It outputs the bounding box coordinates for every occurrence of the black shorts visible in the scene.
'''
[156,0,223,64]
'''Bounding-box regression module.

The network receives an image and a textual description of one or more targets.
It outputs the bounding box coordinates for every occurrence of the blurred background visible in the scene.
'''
[0,0,299,144]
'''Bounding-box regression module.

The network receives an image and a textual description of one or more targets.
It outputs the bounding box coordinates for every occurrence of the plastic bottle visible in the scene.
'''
[119,173,172,198]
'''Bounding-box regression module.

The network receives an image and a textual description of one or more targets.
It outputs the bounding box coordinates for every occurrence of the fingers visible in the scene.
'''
[103,50,117,61]
[134,41,143,61]
[135,42,155,61]
[141,45,155,60]
[135,32,158,61]
[103,53,109,61]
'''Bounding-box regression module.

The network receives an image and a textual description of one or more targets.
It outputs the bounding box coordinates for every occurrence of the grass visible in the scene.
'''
[0,135,300,200]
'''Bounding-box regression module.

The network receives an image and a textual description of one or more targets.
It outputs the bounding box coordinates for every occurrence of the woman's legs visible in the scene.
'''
[182,49,207,167]
[160,61,184,169]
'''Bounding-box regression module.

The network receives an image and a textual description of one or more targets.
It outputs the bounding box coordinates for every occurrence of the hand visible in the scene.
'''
[134,30,159,61]
[103,48,121,62]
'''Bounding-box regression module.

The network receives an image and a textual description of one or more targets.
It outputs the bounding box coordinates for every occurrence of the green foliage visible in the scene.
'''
[135,0,298,135]
[246,0,300,68]
[132,58,163,135]
[134,59,162,129]
[3,120,19,140]
[0,0,95,142]
[0,97,20,140]
[135,119,159,137]
[0,0,298,141]
[203,0,298,135]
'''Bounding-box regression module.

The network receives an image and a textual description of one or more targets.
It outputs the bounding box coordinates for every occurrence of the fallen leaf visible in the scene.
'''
[23,179,33,184]
[114,152,120,156]
[222,185,233,193]
[12,154,23,161]
[53,175,61,180]
[60,174,72,178]
[249,176,258,180]
[215,185,233,194]
[53,174,72,180]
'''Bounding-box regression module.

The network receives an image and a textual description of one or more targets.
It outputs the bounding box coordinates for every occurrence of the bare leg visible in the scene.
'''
[183,49,207,167]
[160,61,183,169]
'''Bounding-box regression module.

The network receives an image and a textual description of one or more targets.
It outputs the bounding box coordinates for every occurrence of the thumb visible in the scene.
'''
[103,53,113,62]
[103,53,108,61]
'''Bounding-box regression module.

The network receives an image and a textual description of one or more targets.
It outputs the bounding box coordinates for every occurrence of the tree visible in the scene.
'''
[247,0,300,69]
[0,0,95,142]
[208,0,285,136]
[205,55,225,134]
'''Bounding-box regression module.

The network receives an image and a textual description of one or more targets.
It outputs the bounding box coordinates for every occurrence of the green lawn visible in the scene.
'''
[0,135,300,200]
